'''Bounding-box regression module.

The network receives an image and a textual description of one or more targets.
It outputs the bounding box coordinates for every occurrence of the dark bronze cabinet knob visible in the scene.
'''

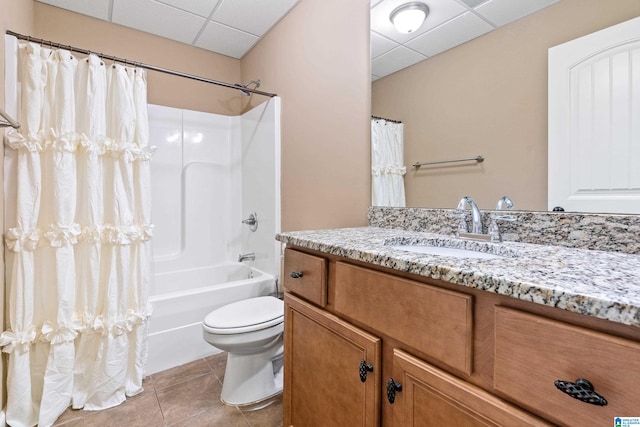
[386,378,402,404]
[359,360,374,382]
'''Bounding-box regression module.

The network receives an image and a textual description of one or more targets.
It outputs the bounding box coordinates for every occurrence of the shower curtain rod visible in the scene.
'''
[0,106,20,129]
[371,115,402,124]
[6,30,277,98]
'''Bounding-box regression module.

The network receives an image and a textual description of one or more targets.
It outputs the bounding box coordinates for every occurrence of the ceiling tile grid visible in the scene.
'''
[155,0,220,18]
[111,0,206,45]
[36,0,301,59]
[405,11,493,58]
[475,0,560,27]
[371,0,559,79]
[211,0,299,36]
[35,0,558,75]
[194,21,259,59]
[372,45,427,79]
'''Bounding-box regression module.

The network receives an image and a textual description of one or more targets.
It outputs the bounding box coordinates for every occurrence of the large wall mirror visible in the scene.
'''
[371,0,640,213]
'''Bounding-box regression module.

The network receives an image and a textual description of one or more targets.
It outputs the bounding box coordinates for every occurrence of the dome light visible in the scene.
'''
[390,2,430,34]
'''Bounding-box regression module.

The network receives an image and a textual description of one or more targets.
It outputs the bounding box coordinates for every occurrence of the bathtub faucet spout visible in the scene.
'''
[238,252,256,262]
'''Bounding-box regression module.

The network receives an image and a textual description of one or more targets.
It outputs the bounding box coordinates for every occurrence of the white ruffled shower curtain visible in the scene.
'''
[1,41,153,427]
[371,119,406,207]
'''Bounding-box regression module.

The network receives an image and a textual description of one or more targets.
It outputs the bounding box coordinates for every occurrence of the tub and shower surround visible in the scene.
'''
[147,98,281,374]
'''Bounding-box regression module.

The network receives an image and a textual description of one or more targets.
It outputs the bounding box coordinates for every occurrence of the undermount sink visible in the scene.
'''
[390,245,505,260]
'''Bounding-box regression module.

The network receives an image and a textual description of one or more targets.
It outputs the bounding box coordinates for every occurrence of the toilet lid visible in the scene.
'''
[203,296,284,333]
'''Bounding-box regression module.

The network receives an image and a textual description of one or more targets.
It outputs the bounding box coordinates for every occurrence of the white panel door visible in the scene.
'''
[549,16,640,213]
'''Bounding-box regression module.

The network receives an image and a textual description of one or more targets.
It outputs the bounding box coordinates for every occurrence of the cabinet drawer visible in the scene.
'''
[391,349,551,426]
[494,307,640,426]
[283,248,327,307]
[334,262,473,375]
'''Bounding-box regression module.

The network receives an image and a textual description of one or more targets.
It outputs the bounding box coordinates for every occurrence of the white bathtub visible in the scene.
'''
[146,263,276,374]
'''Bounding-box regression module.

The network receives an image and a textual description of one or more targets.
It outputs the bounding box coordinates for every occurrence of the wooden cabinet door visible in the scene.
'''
[284,294,381,427]
[390,349,551,427]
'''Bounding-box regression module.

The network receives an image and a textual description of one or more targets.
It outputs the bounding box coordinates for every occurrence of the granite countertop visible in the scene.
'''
[276,227,640,328]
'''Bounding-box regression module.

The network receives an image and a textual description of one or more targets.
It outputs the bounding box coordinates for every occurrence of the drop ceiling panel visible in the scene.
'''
[459,0,490,7]
[406,12,493,57]
[37,0,110,20]
[112,0,206,45]
[372,46,427,78]
[35,0,300,59]
[155,0,220,18]
[212,0,299,36]
[475,0,559,27]
[371,0,560,79]
[195,21,259,59]
[371,32,399,59]
[35,0,560,74]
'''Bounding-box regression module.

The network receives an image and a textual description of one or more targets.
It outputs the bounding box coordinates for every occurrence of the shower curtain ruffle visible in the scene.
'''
[5,129,154,159]
[3,41,154,427]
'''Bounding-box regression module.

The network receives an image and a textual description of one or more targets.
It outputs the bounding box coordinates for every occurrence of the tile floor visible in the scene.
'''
[53,353,283,427]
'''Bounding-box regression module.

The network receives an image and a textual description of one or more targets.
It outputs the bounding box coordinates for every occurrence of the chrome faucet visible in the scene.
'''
[489,196,516,242]
[496,196,514,210]
[238,252,255,262]
[456,196,483,234]
[242,212,258,232]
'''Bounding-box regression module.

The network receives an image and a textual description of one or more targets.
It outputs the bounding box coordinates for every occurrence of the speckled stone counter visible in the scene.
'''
[276,227,640,328]
[368,207,640,254]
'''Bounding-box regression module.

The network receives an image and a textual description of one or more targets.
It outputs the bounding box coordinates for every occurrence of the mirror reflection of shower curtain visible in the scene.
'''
[2,38,153,426]
[371,119,406,207]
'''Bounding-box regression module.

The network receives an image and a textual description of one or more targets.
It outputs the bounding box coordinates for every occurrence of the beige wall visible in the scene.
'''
[242,0,371,231]
[33,0,371,232]
[372,0,640,211]
[34,2,242,116]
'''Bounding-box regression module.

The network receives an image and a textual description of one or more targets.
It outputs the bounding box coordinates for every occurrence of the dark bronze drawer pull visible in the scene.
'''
[554,378,608,406]
[386,378,402,404]
[289,271,303,279]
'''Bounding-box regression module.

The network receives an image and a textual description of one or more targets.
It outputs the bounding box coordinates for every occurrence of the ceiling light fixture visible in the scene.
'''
[390,2,430,34]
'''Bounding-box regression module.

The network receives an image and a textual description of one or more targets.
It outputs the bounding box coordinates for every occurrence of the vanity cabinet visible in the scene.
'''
[390,349,549,426]
[282,247,640,426]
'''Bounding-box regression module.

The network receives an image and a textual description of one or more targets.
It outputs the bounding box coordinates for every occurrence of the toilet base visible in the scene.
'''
[220,341,284,406]
[223,390,282,411]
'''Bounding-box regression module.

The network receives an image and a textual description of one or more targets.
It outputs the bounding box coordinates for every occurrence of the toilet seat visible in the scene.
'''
[203,296,284,335]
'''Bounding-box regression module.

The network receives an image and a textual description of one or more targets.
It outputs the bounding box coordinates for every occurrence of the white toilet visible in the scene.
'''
[202,296,284,407]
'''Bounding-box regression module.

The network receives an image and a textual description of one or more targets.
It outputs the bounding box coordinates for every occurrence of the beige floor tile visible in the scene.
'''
[168,404,250,427]
[156,372,223,425]
[204,352,227,381]
[53,385,159,426]
[241,395,284,427]
[52,418,85,427]
[50,352,282,426]
[75,390,164,427]
[152,358,213,391]
[53,407,85,426]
